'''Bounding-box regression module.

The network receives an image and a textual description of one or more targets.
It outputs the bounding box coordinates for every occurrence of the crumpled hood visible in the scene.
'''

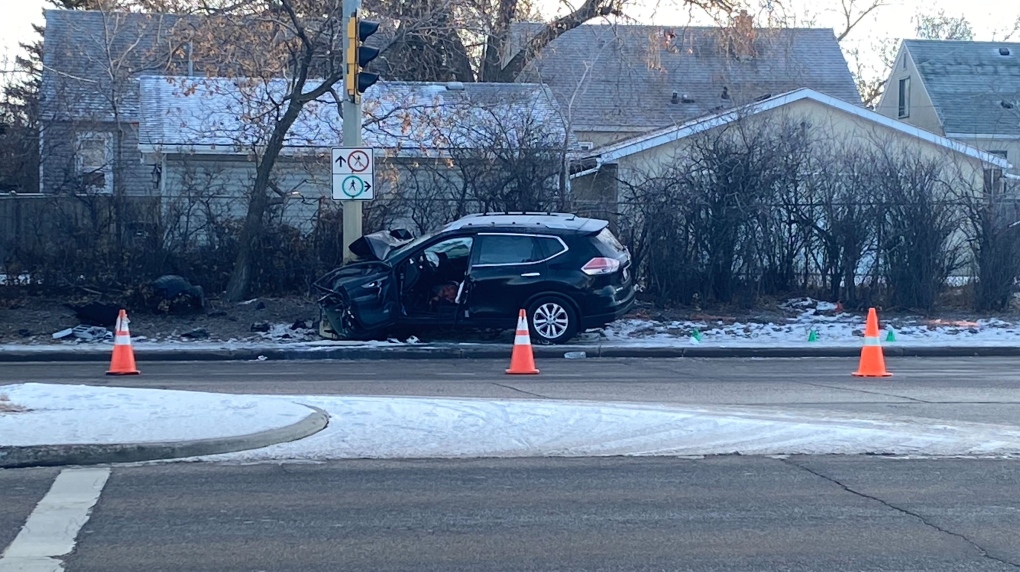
[348,229,414,261]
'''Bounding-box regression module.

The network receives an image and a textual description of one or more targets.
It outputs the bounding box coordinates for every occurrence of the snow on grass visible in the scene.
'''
[0,393,27,414]
[4,298,1020,351]
[0,383,313,446]
[602,297,1020,347]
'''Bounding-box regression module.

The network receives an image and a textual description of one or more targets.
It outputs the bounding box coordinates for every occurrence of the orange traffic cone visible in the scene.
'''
[506,309,539,375]
[107,309,140,375]
[852,307,891,377]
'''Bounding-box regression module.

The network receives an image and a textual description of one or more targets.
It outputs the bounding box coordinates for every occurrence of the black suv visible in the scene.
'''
[314,213,636,344]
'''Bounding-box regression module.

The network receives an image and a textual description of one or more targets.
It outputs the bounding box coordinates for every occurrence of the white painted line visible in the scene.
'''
[0,468,111,572]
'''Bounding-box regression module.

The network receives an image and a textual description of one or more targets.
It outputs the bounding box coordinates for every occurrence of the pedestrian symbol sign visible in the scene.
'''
[331,147,375,200]
[339,175,370,199]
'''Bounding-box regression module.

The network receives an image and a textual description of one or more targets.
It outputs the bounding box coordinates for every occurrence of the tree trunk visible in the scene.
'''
[224,100,304,302]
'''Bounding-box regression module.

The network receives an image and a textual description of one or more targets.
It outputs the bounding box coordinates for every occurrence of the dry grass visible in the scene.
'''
[0,393,27,413]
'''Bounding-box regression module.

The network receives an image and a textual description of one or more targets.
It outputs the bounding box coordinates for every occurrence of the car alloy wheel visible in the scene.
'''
[532,302,570,341]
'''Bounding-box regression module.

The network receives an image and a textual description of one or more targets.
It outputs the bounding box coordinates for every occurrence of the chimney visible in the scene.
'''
[734,10,753,33]
[728,10,757,59]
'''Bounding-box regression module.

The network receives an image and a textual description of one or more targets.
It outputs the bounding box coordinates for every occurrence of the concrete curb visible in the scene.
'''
[5,344,1020,362]
[0,405,329,469]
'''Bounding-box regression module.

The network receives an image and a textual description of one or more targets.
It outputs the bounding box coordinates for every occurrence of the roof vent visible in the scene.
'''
[671,91,679,104]
[721,86,730,100]
[681,94,696,104]
[445,82,465,91]
[1000,47,1012,56]
[1003,100,1016,109]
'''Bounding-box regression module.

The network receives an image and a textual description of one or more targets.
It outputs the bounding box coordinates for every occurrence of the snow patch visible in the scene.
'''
[5,385,1020,459]
[0,384,312,446]
[207,395,1020,460]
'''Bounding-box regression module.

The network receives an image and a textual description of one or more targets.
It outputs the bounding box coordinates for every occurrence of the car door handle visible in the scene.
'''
[521,272,540,277]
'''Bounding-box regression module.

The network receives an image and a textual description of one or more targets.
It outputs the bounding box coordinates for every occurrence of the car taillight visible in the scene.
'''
[582,257,621,276]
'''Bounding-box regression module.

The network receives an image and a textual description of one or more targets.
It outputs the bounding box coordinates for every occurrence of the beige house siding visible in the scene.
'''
[571,95,1003,277]
[607,98,990,185]
[875,47,944,135]
[575,131,648,148]
[941,137,1020,167]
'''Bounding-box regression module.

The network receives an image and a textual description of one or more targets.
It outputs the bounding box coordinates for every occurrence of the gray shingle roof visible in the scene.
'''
[42,10,186,122]
[138,77,567,153]
[903,40,1020,136]
[513,23,862,133]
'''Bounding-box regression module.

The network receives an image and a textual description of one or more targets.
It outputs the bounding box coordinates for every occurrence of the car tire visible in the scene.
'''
[527,296,578,345]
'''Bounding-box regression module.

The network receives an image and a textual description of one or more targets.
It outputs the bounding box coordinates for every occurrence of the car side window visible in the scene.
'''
[476,235,546,266]
[534,236,566,260]
[424,237,473,264]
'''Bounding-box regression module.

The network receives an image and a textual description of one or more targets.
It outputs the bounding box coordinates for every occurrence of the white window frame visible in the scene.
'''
[984,167,1005,195]
[897,77,910,118]
[75,132,114,194]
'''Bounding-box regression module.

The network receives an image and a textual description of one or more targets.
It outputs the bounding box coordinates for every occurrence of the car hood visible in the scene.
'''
[349,229,414,261]
[314,260,391,292]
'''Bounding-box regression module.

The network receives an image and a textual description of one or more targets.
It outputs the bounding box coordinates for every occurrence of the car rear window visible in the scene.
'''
[477,235,561,265]
[593,228,627,256]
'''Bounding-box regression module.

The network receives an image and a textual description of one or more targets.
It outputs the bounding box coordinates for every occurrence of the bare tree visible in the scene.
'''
[914,9,974,41]
[872,147,966,310]
[365,0,737,83]
[172,0,351,301]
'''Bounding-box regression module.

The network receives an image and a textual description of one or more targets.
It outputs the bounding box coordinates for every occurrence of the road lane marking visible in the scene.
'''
[0,468,110,572]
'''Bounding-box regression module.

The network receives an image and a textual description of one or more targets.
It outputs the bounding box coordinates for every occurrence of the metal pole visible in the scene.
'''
[341,0,363,263]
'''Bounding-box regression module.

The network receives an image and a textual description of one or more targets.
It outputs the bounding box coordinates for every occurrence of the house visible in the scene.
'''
[38,9,568,239]
[139,76,566,237]
[875,39,1020,189]
[510,20,863,148]
[569,87,1011,222]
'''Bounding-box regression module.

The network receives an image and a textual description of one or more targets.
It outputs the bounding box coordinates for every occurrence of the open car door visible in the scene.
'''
[314,261,399,340]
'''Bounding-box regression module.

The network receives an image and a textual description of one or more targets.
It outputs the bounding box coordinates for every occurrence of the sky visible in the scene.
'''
[2,0,1019,76]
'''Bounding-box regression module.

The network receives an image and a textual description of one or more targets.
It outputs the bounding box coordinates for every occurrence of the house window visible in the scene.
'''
[898,77,910,118]
[984,168,1004,194]
[76,133,113,194]
[990,150,1008,159]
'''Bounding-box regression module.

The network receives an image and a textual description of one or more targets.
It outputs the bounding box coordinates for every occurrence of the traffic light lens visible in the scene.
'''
[358,72,379,93]
[358,21,380,40]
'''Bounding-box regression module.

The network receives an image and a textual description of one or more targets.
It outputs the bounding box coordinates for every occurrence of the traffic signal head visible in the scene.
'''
[345,12,381,102]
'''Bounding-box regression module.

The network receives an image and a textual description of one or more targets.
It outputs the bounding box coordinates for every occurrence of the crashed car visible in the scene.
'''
[313,213,636,344]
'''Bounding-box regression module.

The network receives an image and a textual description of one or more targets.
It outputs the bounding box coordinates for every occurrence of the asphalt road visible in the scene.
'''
[1,457,1018,572]
[4,357,1020,426]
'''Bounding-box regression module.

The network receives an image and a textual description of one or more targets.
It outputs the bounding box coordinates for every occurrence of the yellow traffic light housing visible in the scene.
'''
[344,11,380,104]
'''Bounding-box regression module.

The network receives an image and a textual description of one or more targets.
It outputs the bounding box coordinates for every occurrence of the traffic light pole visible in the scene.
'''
[341,0,363,263]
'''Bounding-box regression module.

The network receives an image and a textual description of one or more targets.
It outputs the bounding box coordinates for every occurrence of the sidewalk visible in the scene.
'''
[4,340,1020,362]
[0,383,328,468]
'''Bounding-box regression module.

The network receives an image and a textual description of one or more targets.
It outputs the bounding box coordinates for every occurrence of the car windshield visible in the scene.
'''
[384,231,435,262]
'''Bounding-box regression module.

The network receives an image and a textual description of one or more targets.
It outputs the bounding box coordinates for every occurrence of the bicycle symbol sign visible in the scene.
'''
[331,147,375,201]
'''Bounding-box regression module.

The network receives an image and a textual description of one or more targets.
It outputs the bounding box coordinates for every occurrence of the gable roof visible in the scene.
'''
[40,9,393,123]
[586,88,1011,168]
[902,39,1020,137]
[513,23,862,135]
[138,77,567,156]
[42,10,185,122]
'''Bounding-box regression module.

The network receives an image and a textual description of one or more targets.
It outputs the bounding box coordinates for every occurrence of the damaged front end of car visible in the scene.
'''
[313,229,414,340]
